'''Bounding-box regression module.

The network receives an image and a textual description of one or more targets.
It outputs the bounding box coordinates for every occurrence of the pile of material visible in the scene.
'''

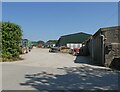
[60,46,70,53]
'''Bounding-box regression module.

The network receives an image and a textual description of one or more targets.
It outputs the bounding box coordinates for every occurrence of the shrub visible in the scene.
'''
[1,22,23,61]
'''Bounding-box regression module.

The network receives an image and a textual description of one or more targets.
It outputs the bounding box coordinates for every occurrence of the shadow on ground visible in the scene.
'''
[74,56,91,64]
[20,65,118,91]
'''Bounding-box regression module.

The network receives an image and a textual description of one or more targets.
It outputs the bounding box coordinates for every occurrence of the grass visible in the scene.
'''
[1,57,24,62]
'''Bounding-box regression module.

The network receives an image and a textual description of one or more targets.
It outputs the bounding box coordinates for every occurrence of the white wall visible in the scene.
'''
[67,43,82,49]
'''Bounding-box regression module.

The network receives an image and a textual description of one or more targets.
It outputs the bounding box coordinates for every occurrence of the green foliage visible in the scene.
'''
[1,22,23,61]
[37,40,45,45]
[31,40,45,47]
[31,41,38,46]
[46,40,57,44]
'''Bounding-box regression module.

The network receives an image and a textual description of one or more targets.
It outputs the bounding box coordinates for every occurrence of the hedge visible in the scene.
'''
[1,22,23,62]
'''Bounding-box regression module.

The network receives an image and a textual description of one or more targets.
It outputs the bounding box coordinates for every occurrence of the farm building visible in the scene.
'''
[56,32,92,47]
[80,26,120,69]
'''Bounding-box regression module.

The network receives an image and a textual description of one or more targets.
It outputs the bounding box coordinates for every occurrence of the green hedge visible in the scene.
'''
[1,22,23,62]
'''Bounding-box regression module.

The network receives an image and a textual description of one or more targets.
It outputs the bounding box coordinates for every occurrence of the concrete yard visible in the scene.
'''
[1,48,119,90]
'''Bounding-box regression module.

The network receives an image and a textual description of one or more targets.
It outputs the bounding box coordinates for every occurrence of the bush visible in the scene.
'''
[1,22,23,61]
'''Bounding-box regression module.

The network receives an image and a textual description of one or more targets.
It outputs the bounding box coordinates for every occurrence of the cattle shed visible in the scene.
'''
[56,32,92,47]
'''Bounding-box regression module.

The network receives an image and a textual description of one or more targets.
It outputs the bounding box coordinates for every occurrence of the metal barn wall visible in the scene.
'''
[87,38,93,62]
[80,45,89,56]
[92,33,103,65]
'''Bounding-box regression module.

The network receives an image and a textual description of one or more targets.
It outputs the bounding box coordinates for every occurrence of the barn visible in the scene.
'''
[56,32,92,47]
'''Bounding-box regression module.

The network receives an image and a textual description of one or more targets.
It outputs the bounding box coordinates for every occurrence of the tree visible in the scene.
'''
[37,40,45,45]
[1,22,23,61]
[46,40,57,44]
[31,41,38,46]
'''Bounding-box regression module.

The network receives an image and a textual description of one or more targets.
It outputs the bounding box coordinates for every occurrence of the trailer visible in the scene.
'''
[80,26,120,69]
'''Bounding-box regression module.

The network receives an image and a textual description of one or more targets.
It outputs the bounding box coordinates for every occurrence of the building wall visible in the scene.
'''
[88,38,93,62]
[102,27,120,67]
[91,26,120,66]
[92,32,103,65]
[80,26,120,68]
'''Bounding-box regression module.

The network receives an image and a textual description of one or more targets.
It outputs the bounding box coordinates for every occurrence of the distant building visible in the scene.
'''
[56,32,92,47]
[45,40,57,48]
[46,43,56,48]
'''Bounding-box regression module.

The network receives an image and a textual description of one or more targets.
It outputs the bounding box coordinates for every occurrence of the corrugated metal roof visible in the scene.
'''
[57,32,92,46]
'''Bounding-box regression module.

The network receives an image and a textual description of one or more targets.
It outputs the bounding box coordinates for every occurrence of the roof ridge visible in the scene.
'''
[61,32,91,37]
